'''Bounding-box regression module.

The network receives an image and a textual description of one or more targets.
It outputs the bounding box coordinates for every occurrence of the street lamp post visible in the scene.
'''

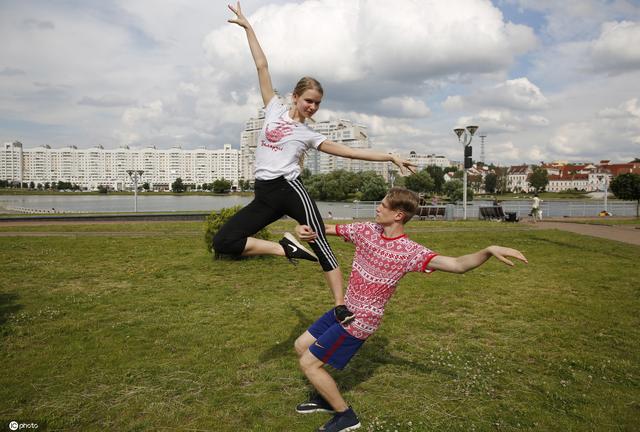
[598,174,609,213]
[388,165,396,188]
[453,125,479,220]
[126,170,144,212]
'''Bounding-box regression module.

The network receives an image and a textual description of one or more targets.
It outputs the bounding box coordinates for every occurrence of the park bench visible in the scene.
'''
[416,206,447,220]
[479,206,519,222]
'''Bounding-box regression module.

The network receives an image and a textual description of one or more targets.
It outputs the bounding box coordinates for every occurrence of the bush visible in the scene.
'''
[443,179,474,203]
[204,206,271,259]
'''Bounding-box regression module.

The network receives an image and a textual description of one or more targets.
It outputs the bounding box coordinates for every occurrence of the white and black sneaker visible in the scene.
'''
[279,232,318,265]
[296,396,335,414]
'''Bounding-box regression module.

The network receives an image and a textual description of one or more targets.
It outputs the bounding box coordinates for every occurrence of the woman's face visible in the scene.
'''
[292,89,322,119]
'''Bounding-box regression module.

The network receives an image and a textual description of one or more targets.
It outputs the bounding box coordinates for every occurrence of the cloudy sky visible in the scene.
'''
[1,0,640,165]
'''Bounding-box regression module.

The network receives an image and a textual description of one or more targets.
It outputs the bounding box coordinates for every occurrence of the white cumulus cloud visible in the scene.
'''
[204,0,536,90]
[379,97,431,118]
[591,21,640,74]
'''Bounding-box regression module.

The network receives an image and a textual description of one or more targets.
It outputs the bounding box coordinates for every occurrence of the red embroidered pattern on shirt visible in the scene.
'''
[260,139,283,152]
[264,120,294,143]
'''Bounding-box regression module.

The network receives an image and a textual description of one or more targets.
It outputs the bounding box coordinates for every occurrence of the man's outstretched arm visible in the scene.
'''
[427,246,528,274]
[295,224,336,241]
[295,223,355,324]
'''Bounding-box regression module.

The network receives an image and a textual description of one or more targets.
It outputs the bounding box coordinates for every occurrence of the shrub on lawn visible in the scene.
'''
[204,205,271,259]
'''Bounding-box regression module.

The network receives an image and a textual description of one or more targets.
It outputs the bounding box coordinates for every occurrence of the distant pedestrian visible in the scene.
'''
[531,194,543,222]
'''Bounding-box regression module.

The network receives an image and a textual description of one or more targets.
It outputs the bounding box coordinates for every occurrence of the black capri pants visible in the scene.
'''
[212,176,339,272]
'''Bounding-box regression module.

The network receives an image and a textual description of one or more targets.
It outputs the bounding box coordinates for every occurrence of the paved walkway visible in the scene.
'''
[533,220,640,246]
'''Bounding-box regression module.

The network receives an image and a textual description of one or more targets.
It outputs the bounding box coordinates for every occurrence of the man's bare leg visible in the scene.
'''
[299,350,349,412]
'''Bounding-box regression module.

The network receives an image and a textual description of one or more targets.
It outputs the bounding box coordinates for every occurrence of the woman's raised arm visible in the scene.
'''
[228,2,275,106]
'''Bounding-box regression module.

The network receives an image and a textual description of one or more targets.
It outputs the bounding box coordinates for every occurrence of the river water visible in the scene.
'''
[0,194,363,218]
[0,194,635,218]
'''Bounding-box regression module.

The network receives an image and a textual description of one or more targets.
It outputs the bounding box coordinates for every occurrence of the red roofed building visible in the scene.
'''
[507,165,532,193]
[547,173,590,192]
[598,160,640,176]
[586,161,640,192]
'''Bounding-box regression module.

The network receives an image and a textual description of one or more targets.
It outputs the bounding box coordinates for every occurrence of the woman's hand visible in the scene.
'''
[227,2,250,29]
[391,156,418,176]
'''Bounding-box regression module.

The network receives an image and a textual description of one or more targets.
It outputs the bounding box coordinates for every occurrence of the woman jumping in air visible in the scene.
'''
[213,2,417,324]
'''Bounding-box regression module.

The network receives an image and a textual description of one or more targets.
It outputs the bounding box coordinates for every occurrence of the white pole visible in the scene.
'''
[133,175,138,213]
[463,169,468,220]
[603,176,608,212]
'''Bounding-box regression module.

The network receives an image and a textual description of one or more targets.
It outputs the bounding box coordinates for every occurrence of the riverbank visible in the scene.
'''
[1,195,637,218]
[0,188,253,197]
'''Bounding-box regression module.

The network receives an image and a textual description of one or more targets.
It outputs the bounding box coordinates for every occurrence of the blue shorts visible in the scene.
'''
[308,309,365,370]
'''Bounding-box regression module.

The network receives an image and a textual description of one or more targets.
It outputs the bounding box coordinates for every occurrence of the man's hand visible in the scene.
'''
[295,224,317,242]
[334,305,355,325]
[487,246,528,266]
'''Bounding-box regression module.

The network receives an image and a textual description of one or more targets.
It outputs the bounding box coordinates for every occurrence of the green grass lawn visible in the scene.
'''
[1,220,638,431]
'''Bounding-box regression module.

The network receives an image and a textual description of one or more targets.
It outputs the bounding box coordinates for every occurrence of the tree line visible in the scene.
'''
[298,166,475,203]
[0,180,81,191]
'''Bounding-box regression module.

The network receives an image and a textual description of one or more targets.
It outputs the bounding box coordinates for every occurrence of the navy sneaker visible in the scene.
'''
[279,232,318,265]
[296,395,335,414]
[318,406,361,432]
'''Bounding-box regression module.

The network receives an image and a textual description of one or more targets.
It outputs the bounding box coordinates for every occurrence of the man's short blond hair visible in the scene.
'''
[385,187,419,224]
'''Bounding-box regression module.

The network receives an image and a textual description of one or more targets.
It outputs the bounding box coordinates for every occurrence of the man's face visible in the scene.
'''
[375,197,402,224]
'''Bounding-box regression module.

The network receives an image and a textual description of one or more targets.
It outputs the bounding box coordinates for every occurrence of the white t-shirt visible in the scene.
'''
[254,96,327,181]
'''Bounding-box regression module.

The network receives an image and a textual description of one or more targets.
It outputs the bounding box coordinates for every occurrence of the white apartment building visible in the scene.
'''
[407,151,451,170]
[239,107,265,183]
[1,141,23,183]
[2,141,240,190]
[304,119,390,180]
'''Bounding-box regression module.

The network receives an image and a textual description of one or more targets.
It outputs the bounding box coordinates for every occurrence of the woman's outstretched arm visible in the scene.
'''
[318,140,417,176]
[228,2,275,106]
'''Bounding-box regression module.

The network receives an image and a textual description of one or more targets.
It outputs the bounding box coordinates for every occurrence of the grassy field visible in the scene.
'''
[1,220,638,431]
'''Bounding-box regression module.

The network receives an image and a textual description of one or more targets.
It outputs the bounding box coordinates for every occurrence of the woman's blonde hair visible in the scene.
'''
[386,187,420,224]
[293,76,323,97]
[294,77,323,170]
